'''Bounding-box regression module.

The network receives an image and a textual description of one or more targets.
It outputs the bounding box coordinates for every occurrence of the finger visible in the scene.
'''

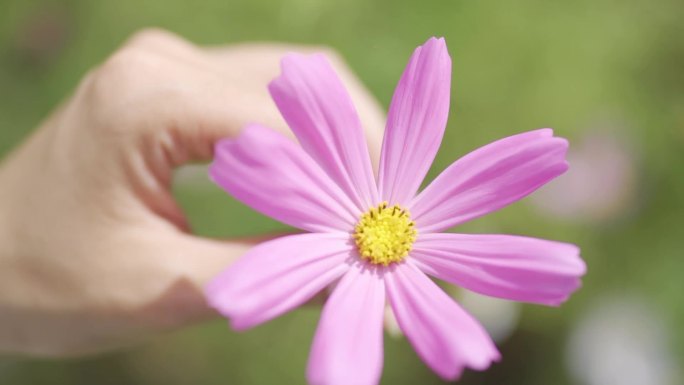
[384,305,403,339]
[100,32,386,167]
[122,28,205,65]
[100,41,385,166]
[88,34,287,165]
[166,233,287,286]
[157,229,348,324]
[204,43,386,166]
[135,232,277,325]
[120,237,245,329]
[157,59,290,163]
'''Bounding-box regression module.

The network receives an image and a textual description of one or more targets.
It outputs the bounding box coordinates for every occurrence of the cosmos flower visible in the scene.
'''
[206,37,586,385]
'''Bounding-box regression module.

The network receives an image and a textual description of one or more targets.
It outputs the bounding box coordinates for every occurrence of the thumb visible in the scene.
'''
[167,233,283,287]
[152,232,289,322]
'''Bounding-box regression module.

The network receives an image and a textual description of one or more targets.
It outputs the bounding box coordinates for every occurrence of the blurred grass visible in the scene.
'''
[1,0,683,384]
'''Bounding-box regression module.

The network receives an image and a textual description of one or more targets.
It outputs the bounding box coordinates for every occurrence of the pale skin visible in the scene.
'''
[0,29,386,357]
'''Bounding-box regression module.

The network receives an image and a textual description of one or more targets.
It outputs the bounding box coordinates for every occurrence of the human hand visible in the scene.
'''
[0,29,385,357]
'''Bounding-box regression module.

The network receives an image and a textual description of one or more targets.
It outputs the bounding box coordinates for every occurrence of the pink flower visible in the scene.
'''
[207,37,586,385]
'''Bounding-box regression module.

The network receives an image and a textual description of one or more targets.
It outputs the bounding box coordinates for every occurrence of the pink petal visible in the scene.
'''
[385,261,500,380]
[412,233,586,306]
[378,37,451,206]
[307,265,385,385]
[410,129,569,232]
[269,53,378,211]
[205,233,353,330]
[210,124,360,233]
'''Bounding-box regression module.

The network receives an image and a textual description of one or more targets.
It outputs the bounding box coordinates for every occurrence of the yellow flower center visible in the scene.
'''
[353,202,417,266]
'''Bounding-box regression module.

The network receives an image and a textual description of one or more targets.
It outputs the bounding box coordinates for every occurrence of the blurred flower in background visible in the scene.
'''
[12,6,72,67]
[458,290,521,344]
[566,294,680,385]
[531,123,639,224]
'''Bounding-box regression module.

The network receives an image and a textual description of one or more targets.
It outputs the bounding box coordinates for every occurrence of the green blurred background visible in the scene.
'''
[1,0,683,384]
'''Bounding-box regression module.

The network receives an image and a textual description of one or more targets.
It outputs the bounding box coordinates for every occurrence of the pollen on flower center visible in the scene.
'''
[353,202,417,266]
